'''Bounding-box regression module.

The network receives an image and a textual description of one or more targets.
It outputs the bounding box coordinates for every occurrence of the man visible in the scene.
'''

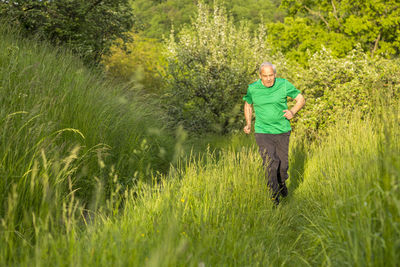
[243,62,305,205]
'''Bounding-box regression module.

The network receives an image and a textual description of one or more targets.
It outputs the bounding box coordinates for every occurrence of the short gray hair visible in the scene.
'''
[259,62,276,74]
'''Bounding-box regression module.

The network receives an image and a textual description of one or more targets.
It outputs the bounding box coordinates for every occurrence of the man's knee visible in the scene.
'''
[280,161,289,171]
[267,158,280,173]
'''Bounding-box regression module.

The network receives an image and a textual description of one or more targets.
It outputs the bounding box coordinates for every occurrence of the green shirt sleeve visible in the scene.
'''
[285,80,301,99]
[243,85,253,104]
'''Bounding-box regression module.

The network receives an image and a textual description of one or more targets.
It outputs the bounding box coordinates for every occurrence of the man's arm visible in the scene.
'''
[243,101,253,134]
[283,93,305,120]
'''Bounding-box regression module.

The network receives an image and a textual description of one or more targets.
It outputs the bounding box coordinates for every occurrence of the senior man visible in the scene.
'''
[243,62,305,205]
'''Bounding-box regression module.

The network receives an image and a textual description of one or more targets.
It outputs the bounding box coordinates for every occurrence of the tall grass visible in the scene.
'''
[0,23,176,261]
[3,102,398,266]
[291,111,399,266]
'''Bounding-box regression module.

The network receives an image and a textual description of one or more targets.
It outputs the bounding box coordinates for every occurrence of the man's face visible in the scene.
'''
[259,66,276,87]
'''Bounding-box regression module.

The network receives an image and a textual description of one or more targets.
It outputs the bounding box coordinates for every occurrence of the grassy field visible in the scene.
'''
[3,110,398,266]
[1,26,399,266]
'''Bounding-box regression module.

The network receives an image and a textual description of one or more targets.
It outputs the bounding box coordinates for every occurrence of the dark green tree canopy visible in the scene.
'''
[1,0,134,64]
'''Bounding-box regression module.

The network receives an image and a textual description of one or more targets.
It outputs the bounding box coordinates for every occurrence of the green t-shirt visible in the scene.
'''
[243,78,300,134]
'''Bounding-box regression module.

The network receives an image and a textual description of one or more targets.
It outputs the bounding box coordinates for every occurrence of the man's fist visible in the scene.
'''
[283,110,294,120]
[243,124,251,134]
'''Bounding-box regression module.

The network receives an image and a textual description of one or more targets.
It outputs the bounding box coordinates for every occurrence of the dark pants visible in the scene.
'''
[255,131,290,197]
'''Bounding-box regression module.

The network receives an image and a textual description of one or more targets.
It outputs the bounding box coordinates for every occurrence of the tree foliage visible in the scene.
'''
[131,0,285,39]
[102,32,166,94]
[131,0,196,39]
[266,17,354,65]
[280,0,400,58]
[0,0,134,64]
[163,2,273,134]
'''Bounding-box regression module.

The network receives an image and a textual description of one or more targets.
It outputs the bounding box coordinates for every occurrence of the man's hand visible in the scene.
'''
[244,102,253,134]
[283,110,294,120]
[243,124,251,134]
[283,94,305,120]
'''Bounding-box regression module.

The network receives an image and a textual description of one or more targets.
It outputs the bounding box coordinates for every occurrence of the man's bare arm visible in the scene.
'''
[243,101,253,134]
[283,94,305,120]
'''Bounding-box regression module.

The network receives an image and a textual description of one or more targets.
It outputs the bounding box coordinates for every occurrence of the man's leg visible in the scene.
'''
[255,133,280,202]
[276,131,291,197]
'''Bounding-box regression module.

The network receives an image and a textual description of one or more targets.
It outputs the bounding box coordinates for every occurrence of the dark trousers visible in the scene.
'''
[255,131,290,196]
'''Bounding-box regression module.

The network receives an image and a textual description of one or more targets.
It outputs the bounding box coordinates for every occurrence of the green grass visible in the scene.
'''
[1,23,399,266]
[3,107,398,266]
[0,23,176,260]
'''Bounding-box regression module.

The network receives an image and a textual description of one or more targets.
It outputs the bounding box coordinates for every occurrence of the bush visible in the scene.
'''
[283,48,400,139]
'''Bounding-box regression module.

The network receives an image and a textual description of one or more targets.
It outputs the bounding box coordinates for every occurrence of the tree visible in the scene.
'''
[0,0,134,64]
[131,0,285,39]
[280,0,400,57]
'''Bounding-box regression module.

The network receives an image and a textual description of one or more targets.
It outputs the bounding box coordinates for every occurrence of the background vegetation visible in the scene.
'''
[1,0,399,266]
[131,0,285,39]
[280,0,400,60]
[0,0,134,64]
[104,1,400,135]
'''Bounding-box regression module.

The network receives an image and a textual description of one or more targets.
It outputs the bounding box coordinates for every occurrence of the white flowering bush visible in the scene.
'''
[163,2,272,134]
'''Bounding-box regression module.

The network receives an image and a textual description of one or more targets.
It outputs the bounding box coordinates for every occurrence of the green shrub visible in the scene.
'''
[284,48,400,138]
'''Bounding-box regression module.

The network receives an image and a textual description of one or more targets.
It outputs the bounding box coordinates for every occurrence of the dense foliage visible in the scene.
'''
[0,0,134,64]
[274,0,400,62]
[266,17,354,65]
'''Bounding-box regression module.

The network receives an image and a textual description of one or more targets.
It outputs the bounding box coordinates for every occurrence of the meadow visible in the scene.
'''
[0,24,399,266]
